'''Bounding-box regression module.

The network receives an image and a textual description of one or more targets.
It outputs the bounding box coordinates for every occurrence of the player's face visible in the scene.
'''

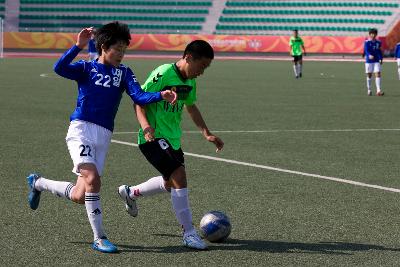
[293,31,298,37]
[101,41,127,67]
[185,56,212,79]
[369,32,377,40]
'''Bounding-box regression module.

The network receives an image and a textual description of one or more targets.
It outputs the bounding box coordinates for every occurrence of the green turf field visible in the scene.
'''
[2,57,400,266]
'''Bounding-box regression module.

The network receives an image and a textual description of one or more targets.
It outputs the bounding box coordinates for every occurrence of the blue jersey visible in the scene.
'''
[88,39,97,53]
[395,43,400,59]
[364,39,382,63]
[54,45,162,132]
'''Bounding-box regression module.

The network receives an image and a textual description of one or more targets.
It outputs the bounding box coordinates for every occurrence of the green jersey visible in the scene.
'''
[289,36,304,56]
[138,63,197,150]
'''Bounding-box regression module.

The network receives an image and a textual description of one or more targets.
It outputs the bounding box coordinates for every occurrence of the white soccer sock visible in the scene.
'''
[35,177,75,200]
[85,192,105,240]
[366,77,371,91]
[293,65,298,76]
[398,66,400,80]
[375,77,381,92]
[129,176,167,199]
[171,188,195,235]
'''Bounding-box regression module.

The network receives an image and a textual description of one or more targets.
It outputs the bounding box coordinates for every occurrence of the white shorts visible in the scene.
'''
[65,120,112,176]
[397,59,400,66]
[365,62,381,74]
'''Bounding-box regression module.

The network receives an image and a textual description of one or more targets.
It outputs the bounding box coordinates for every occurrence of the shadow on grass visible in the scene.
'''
[71,235,400,255]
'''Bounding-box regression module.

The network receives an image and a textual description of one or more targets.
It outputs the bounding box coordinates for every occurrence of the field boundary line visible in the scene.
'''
[113,128,400,134]
[111,139,400,193]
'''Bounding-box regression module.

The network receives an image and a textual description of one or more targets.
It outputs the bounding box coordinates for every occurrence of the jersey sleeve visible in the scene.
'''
[378,41,383,61]
[396,44,400,58]
[289,37,293,46]
[124,67,162,105]
[53,45,86,81]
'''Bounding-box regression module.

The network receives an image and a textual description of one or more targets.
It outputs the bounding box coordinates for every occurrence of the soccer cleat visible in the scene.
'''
[92,237,118,253]
[376,91,384,96]
[183,232,208,250]
[118,185,138,217]
[299,73,302,78]
[367,91,372,96]
[295,75,299,79]
[27,173,41,210]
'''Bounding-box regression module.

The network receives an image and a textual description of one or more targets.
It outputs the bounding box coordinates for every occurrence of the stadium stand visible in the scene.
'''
[18,0,212,33]
[216,1,400,36]
[3,0,399,36]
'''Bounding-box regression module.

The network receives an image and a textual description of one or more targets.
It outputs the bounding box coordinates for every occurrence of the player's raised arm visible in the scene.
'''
[186,104,224,152]
[53,27,94,80]
[124,68,177,105]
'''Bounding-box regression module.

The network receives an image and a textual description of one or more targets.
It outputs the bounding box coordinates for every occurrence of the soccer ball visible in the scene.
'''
[199,211,231,242]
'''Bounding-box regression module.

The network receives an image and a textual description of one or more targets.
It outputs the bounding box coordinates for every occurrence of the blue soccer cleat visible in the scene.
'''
[27,173,41,210]
[92,237,118,253]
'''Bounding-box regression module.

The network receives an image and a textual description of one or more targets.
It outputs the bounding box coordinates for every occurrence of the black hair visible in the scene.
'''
[95,21,131,55]
[369,28,378,35]
[183,40,214,60]
[293,29,298,32]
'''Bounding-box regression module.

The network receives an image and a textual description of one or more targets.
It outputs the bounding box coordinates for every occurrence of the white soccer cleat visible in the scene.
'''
[118,185,138,217]
[183,232,208,250]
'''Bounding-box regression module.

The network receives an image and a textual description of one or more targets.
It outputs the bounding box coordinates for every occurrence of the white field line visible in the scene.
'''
[111,139,400,193]
[113,128,400,135]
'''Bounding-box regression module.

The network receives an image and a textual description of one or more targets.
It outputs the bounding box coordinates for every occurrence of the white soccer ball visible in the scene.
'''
[199,211,231,242]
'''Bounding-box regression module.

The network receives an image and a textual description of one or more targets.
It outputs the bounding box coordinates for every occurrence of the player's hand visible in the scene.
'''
[206,134,224,153]
[161,90,177,105]
[368,55,374,60]
[380,60,383,65]
[76,27,94,49]
[143,126,155,142]
[303,52,306,56]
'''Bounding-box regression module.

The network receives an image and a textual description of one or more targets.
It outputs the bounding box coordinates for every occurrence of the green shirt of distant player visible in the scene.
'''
[138,63,197,150]
[289,36,304,56]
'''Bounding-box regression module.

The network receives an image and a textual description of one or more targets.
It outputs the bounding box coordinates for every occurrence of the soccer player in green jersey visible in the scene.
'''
[289,29,306,78]
[118,40,224,250]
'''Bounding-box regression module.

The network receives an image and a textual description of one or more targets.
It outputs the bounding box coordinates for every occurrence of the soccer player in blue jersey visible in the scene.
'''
[26,22,177,253]
[88,31,98,61]
[363,28,384,96]
[394,42,400,80]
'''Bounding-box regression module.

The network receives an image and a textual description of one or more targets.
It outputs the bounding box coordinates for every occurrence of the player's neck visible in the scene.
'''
[175,59,188,80]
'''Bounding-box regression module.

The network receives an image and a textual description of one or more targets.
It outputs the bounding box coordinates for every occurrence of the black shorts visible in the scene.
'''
[139,138,184,180]
[292,55,303,62]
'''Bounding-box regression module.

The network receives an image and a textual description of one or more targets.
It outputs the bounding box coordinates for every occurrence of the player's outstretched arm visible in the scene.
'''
[125,69,177,105]
[186,104,224,152]
[54,27,94,80]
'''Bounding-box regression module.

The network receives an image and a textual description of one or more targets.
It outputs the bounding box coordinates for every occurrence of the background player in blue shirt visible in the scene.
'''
[26,22,177,253]
[363,28,383,96]
[88,31,98,61]
[394,42,400,80]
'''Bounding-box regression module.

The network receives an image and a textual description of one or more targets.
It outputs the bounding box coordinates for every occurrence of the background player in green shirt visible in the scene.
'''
[289,29,306,78]
[118,40,224,250]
